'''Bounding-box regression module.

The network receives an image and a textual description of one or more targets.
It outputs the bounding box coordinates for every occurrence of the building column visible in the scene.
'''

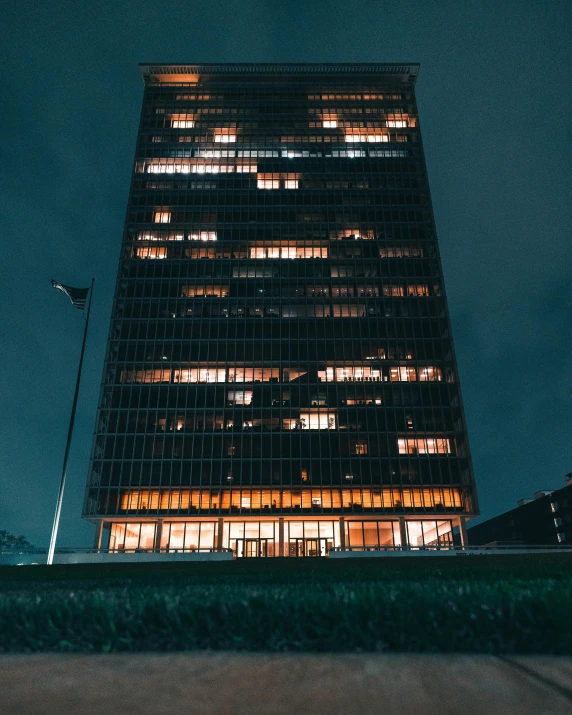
[217,518,224,550]
[154,519,163,552]
[399,517,408,550]
[278,518,285,557]
[339,517,346,548]
[93,520,104,550]
[458,516,468,549]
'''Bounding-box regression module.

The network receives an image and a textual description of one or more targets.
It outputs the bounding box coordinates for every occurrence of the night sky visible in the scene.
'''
[2,1,571,548]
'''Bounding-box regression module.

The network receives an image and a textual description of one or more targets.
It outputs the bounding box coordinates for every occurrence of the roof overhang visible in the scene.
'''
[139,63,420,86]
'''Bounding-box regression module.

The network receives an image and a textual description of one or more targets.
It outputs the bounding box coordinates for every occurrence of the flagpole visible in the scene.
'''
[47,277,95,565]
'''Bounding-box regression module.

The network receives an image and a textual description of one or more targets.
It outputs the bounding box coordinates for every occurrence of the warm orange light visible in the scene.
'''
[398,438,451,455]
[152,73,200,84]
[170,114,195,128]
[345,130,389,143]
[257,173,300,189]
[154,210,171,223]
[119,486,463,512]
[136,247,167,259]
[181,285,229,297]
[213,130,236,143]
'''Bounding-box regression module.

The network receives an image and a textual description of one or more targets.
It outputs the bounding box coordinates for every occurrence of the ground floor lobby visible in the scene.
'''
[96,516,468,556]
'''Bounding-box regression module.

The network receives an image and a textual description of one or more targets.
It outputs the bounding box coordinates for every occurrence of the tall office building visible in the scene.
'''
[85,63,478,557]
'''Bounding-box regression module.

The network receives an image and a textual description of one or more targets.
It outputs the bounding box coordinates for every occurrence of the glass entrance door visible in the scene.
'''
[234,538,269,557]
[288,538,331,557]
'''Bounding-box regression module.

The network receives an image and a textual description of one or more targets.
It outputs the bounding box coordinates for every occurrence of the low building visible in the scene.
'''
[467,479,572,546]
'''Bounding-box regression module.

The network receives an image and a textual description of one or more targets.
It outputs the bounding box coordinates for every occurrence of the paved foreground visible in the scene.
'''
[2,653,572,714]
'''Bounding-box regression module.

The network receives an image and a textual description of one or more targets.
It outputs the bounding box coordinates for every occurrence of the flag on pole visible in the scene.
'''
[51,280,90,310]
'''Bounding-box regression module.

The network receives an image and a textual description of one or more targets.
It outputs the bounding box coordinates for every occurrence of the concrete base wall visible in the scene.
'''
[0,554,46,566]
[329,548,572,558]
[0,552,233,566]
[53,552,234,564]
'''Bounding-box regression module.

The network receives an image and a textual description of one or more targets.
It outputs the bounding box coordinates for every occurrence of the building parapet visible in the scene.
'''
[140,63,420,85]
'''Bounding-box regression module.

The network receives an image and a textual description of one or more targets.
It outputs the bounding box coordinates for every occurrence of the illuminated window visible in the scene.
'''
[368,149,409,158]
[419,367,443,382]
[295,412,337,430]
[258,178,280,189]
[317,366,381,382]
[109,523,156,552]
[189,231,217,241]
[330,149,366,158]
[181,285,228,297]
[407,285,429,297]
[331,228,374,240]
[213,131,236,143]
[390,367,417,382]
[398,438,451,455]
[386,114,415,128]
[171,114,195,128]
[323,120,338,128]
[228,367,280,383]
[227,390,253,405]
[355,442,368,455]
[140,159,256,175]
[345,132,389,143]
[137,232,184,242]
[281,149,322,158]
[406,521,453,549]
[175,368,226,383]
[257,173,300,189]
[160,522,216,551]
[249,246,326,259]
[117,487,462,517]
[241,150,279,157]
[136,247,167,259]
[196,149,236,158]
[192,164,255,174]
[154,210,171,223]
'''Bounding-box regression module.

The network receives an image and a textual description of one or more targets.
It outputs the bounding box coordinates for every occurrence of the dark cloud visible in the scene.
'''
[1,0,571,545]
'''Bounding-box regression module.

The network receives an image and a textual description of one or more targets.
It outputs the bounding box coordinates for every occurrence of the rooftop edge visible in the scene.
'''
[139,63,420,85]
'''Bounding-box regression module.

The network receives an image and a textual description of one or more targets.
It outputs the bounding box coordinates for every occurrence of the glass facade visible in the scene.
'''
[84,63,478,556]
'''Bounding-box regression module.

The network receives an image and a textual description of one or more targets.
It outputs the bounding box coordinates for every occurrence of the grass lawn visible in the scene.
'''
[1,554,570,654]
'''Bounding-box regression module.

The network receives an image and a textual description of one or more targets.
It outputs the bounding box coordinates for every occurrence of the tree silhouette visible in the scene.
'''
[0,530,33,550]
